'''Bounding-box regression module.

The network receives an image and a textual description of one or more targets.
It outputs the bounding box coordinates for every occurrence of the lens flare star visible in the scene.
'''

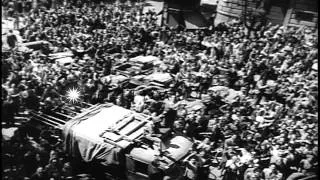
[66,88,81,103]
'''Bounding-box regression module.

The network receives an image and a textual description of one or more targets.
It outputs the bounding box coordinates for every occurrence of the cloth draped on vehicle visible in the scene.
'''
[62,104,149,166]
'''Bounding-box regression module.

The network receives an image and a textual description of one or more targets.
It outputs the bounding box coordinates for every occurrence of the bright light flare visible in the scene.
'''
[66,88,81,103]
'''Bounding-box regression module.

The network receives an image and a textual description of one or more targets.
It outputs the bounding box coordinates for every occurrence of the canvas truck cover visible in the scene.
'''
[62,104,153,166]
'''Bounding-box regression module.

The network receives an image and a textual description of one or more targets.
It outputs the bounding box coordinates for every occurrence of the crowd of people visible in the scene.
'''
[1,0,318,180]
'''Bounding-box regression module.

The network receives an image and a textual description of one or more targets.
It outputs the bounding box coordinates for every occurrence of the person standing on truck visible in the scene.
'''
[148,158,165,180]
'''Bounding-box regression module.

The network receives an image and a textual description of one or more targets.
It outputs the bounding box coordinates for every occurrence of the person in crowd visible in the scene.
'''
[30,166,48,180]
[147,158,165,180]
[262,163,284,180]
[243,163,262,180]
[6,30,18,49]
[184,157,199,180]
[61,162,73,179]
[45,157,61,179]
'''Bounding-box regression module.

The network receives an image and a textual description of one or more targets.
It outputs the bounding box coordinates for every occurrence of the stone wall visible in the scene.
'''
[284,0,318,28]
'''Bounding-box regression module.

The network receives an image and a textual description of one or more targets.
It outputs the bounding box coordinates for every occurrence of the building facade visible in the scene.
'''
[215,0,318,28]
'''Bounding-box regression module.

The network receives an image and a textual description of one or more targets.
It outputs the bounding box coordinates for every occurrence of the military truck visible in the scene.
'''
[32,102,193,180]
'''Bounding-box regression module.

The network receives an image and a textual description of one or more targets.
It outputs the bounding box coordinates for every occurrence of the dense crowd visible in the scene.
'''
[1,0,318,180]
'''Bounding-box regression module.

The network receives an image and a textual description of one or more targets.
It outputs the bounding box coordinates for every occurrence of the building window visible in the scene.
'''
[295,11,314,21]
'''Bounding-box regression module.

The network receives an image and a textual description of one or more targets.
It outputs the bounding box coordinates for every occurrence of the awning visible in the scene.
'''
[183,11,208,29]
[200,0,218,6]
[167,13,181,27]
